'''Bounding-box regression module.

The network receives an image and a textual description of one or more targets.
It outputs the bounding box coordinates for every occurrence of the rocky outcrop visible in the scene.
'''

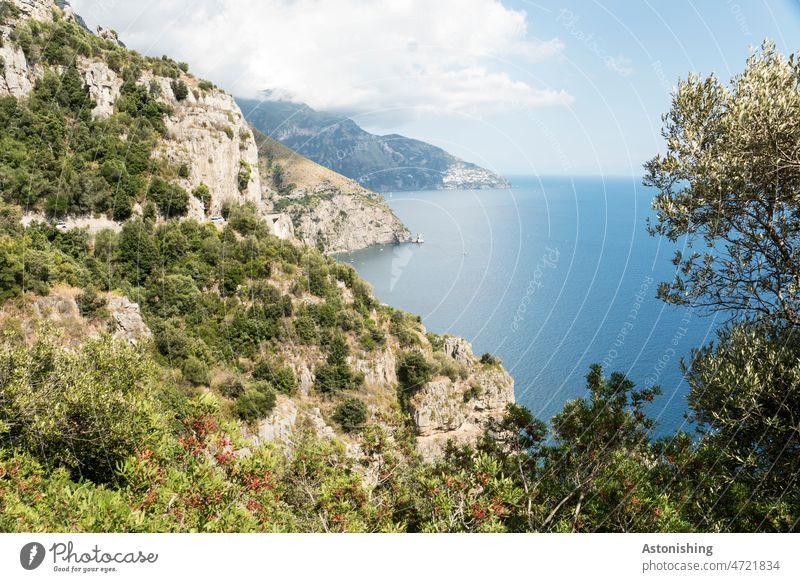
[149,74,265,221]
[355,348,397,386]
[32,293,81,321]
[254,397,298,444]
[23,289,151,345]
[254,129,411,253]
[251,398,335,447]
[408,340,515,460]
[2,0,287,236]
[266,213,295,240]
[79,57,121,118]
[287,187,411,254]
[443,336,474,367]
[9,0,54,22]
[95,25,124,47]
[107,295,151,344]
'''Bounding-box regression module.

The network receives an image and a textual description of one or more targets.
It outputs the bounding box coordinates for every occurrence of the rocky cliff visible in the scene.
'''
[409,337,515,460]
[254,128,411,253]
[1,0,283,236]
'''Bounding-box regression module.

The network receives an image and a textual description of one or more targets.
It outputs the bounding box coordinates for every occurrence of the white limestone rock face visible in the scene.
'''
[287,186,411,253]
[355,348,397,387]
[266,213,295,240]
[443,336,474,367]
[107,295,152,344]
[32,293,81,321]
[0,39,36,97]
[9,0,55,23]
[408,346,515,461]
[148,75,265,221]
[78,57,121,118]
[255,397,298,444]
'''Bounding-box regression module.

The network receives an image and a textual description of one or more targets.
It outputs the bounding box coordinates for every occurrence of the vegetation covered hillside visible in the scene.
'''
[0,1,796,533]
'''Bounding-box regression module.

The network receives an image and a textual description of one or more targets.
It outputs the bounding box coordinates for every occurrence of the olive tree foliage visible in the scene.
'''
[684,321,800,526]
[644,41,800,325]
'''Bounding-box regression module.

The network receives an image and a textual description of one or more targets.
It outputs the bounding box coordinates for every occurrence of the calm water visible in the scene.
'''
[337,176,722,437]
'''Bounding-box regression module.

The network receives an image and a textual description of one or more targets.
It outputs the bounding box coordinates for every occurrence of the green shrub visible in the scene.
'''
[182,356,209,385]
[76,286,107,318]
[332,398,367,433]
[480,353,501,366]
[237,160,251,190]
[218,377,245,399]
[397,351,432,394]
[235,382,276,421]
[192,183,211,212]
[148,177,189,217]
[252,359,297,395]
[170,79,188,101]
[0,334,161,483]
[463,382,482,403]
[314,363,364,394]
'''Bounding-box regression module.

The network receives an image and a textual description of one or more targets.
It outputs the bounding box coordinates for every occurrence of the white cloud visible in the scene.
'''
[70,0,572,118]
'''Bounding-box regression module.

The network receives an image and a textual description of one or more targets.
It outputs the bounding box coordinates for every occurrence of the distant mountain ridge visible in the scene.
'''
[237,98,510,192]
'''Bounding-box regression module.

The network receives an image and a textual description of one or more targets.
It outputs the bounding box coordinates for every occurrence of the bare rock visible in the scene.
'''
[8,0,55,23]
[107,295,152,344]
[149,74,265,221]
[288,186,411,253]
[410,365,515,461]
[32,293,81,321]
[255,397,298,444]
[355,348,397,386]
[443,335,475,367]
[266,213,294,240]
[78,57,122,118]
[96,25,124,47]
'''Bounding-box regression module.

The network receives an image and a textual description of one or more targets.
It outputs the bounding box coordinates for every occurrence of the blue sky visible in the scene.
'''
[72,0,800,176]
[385,0,800,175]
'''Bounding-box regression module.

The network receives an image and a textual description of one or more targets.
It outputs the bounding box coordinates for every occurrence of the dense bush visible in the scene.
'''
[397,351,432,394]
[235,382,277,421]
[480,353,501,366]
[332,398,367,433]
[148,177,190,217]
[0,334,162,483]
[252,359,297,395]
[76,286,107,318]
[218,377,245,399]
[171,79,189,101]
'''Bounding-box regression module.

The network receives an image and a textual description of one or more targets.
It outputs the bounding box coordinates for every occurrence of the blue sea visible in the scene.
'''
[337,176,722,437]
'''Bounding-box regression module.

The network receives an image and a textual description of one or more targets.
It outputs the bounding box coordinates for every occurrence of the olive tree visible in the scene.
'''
[645,41,800,325]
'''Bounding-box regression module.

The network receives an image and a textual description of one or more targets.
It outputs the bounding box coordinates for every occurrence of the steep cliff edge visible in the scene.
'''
[254,128,411,253]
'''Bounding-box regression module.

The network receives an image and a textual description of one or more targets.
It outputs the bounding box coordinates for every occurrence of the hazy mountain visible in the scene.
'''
[237,98,510,192]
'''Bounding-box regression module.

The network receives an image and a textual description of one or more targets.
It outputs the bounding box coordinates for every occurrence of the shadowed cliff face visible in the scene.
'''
[238,98,510,192]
